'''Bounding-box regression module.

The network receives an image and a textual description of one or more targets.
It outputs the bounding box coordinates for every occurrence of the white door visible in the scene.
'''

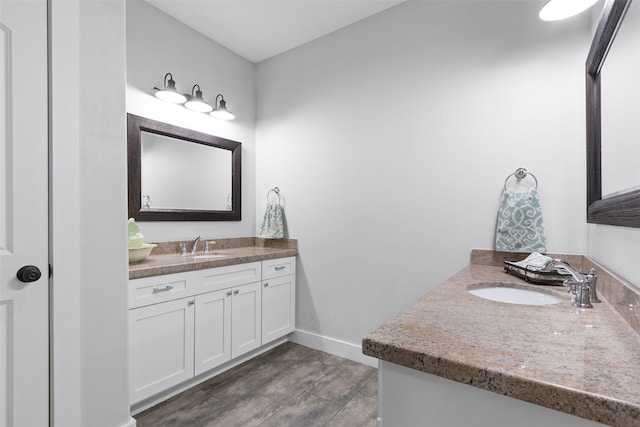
[0,1,49,426]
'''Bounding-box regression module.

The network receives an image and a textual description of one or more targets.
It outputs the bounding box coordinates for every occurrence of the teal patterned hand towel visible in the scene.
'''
[259,201,284,239]
[495,188,546,253]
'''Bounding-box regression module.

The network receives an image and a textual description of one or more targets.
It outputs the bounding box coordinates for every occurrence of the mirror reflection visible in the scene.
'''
[141,131,232,211]
[601,0,640,197]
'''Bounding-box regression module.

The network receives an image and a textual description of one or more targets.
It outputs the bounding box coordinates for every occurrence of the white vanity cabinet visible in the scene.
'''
[129,257,295,406]
[261,257,296,343]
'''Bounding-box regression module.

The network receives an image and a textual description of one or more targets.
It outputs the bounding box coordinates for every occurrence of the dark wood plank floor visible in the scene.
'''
[134,342,378,427]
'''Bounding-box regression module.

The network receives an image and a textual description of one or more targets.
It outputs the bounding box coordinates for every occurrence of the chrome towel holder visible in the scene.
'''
[504,168,538,191]
[267,187,282,205]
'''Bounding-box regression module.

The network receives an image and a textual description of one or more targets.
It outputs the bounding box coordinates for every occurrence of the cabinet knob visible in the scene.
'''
[226,291,232,297]
[188,300,195,306]
[264,282,269,288]
[233,289,239,295]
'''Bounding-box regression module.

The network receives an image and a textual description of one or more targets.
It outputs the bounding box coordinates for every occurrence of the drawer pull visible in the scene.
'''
[233,289,240,295]
[152,285,174,294]
[226,291,233,297]
[275,266,286,271]
[188,300,195,306]
[264,282,269,288]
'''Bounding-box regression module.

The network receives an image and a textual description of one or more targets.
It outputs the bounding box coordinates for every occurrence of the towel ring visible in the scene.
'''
[504,168,538,191]
[267,187,281,204]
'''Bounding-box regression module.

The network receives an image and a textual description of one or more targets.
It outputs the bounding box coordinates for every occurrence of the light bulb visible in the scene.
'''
[539,0,600,21]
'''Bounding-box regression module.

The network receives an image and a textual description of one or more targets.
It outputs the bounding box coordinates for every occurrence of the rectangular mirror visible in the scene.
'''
[128,113,241,221]
[586,0,640,227]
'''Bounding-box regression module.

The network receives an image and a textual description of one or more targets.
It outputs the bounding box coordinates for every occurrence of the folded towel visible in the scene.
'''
[495,188,547,253]
[259,201,284,239]
[508,252,552,271]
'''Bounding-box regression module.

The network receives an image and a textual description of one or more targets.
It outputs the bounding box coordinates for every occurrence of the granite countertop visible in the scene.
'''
[362,250,640,427]
[129,238,297,280]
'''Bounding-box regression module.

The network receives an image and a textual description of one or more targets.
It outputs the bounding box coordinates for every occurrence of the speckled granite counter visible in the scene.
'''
[362,250,640,427]
[129,237,297,280]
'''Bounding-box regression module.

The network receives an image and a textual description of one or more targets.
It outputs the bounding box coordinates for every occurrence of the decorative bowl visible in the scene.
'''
[128,243,157,263]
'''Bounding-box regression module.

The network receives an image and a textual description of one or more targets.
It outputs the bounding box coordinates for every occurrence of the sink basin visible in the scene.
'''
[183,253,228,260]
[468,283,564,306]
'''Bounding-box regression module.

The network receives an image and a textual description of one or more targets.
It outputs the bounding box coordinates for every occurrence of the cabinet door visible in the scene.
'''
[129,297,195,404]
[262,275,296,343]
[194,289,232,376]
[231,282,262,358]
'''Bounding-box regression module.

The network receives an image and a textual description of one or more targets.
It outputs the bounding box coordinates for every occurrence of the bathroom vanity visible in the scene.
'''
[128,239,296,411]
[363,250,640,427]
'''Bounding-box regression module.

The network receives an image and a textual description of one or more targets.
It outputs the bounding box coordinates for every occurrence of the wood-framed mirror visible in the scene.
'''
[586,0,640,227]
[127,113,241,221]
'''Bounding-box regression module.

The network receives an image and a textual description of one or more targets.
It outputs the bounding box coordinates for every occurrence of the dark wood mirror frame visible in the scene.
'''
[127,113,241,221]
[587,0,640,227]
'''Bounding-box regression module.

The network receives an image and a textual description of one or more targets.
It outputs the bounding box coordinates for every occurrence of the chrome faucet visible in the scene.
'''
[190,236,201,254]
[544,259,600,308]
[204,240,216,253]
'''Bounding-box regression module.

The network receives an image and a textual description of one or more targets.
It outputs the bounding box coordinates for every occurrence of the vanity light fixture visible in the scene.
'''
[153,73,187,104]
[183,84,213,113]
[210,94,235,121]
[539,0,600,21]
[152,75,234,119]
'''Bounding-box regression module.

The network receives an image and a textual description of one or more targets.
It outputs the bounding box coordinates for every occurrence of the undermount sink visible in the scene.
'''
[468,283,564,306]
[183,253,228,260]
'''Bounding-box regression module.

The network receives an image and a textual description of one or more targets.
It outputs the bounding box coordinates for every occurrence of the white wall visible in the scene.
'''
[50,0,132,426]
[126,0,256,243]
[589,226,640,286]
[256,1,592,346]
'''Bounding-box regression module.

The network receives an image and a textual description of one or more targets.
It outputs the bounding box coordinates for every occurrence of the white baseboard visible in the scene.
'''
[122,417,137,427]
[290,329,378,368]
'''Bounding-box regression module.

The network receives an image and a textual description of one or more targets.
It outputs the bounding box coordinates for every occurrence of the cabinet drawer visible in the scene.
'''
[129,272,192,309]
[192,262,262,293]
[262,257,296,280]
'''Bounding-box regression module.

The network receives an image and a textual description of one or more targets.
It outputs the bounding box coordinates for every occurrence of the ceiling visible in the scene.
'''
[145,0,406,63]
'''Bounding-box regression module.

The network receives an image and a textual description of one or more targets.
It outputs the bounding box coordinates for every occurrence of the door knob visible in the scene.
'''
[16,265,42,283]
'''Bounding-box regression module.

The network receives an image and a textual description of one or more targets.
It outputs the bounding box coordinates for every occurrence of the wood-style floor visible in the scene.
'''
[134,342,378,427]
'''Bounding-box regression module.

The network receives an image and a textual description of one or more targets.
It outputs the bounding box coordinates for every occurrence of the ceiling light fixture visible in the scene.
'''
[210,94,236,121]
[184,84,213,113]
[153,73,187,104]
[539,0,600,21]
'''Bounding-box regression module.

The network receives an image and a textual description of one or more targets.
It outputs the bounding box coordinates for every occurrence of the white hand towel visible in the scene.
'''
[509,252,552,270]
